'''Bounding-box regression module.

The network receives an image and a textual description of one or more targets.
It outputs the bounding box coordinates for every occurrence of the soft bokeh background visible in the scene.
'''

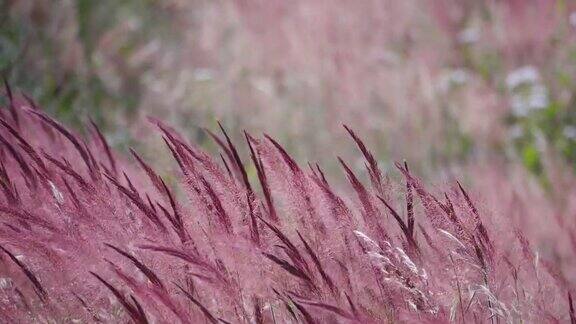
[2,0,576,190]
[5,3,576,320]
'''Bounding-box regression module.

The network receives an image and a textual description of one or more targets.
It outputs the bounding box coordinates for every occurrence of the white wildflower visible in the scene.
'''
[457,26,480,44]
[506,66,549,116]
[510,84,549,116]
[439,69,469,93]
[506,66,540,89]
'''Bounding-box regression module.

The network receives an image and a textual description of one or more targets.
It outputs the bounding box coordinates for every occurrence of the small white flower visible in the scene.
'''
[439,69,469,92]
[457,27,480,44]
[506,66,540,90]
[510,85,549,116]
[507,66,549,116]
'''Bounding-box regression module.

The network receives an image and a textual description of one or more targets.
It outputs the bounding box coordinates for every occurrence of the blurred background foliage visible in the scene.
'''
[1,0,576,186]
[0,0,180,146]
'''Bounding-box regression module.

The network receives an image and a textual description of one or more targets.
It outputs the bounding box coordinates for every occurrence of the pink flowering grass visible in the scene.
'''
[0,86,573,323]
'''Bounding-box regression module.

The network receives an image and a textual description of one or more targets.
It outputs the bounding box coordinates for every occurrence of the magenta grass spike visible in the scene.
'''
[0,90,573,323]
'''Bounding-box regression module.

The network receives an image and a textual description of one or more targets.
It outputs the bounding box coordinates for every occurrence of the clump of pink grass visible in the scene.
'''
[0,84,573,323]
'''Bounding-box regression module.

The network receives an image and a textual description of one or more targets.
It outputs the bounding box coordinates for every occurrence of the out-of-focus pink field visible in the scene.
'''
[1,0,576,323]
